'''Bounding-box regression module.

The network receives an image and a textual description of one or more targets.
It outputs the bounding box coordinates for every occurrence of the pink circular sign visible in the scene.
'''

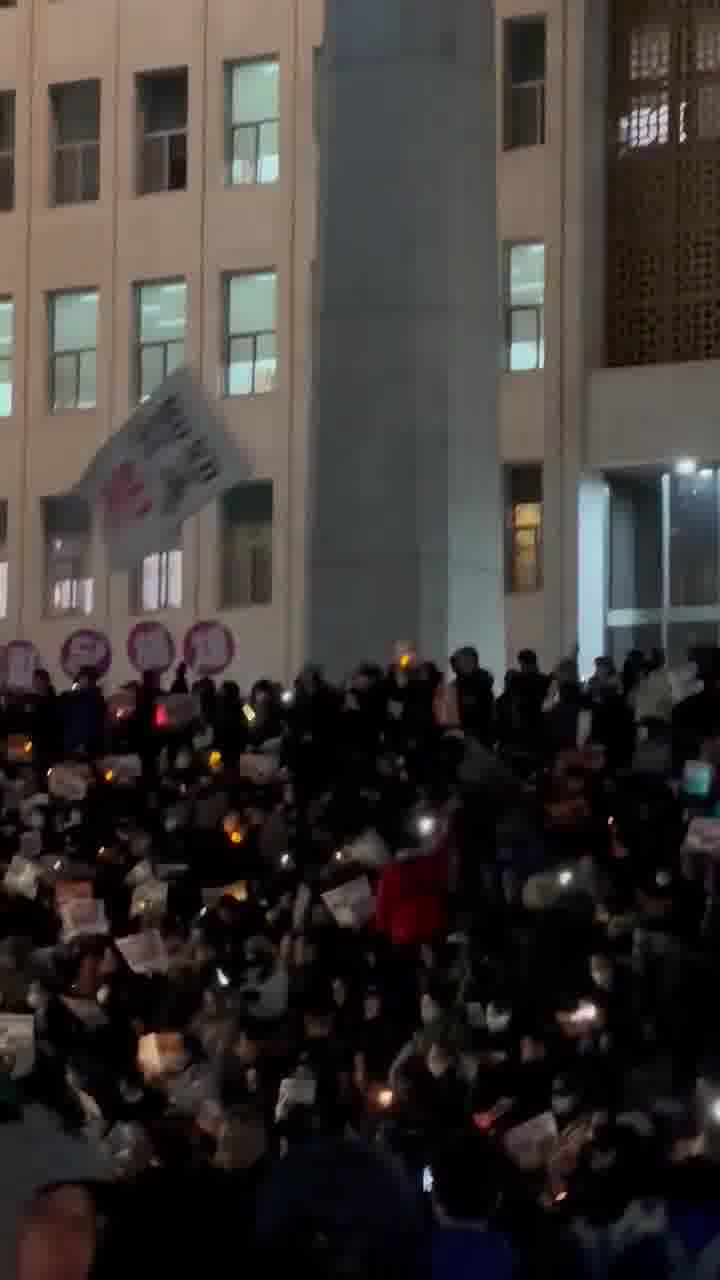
[184,621,235,677]
[127,622,175,674]
[61,629,112,679]
[5,641,40,691]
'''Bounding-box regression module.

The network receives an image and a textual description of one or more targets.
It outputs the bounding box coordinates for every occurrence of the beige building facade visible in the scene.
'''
[0,0,716,689]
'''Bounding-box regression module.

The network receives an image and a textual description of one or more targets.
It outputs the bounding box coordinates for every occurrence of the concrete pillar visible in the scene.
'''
[308,0,505,679]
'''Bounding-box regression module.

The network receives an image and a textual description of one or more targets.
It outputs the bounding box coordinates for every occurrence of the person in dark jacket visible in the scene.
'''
[449,647,495,748]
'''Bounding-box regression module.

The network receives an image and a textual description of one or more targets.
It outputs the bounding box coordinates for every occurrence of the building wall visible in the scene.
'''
[0,0,324,690]
[0,0,596,688]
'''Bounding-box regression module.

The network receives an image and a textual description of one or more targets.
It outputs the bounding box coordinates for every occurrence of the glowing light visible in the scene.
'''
[208,750,222,770]
[280,853,292,869]
[23,740,32,755]
[569,1001,598,1026]
[230,830,243,846]
[675,458,697,476]
[376,1087,394,1109]
[710,1098,720,1124]
[281,689,294,706]
[558,870,573,888]
[417,815,436,839]
[104,769,114,783]
[334,849,344,863]
[216,968,230,988]
[243,704,256,724]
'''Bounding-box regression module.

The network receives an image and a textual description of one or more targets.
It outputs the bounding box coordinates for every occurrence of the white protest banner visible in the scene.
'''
[504,1111,558,1171]
[322,876,375,929]
[131,879,168,918]
[0,1014,35,1078]
[4,856,40,900]
[116,930,169,976]
[60,899,109,942]
[73,367,252,570]
[48,763,91,803]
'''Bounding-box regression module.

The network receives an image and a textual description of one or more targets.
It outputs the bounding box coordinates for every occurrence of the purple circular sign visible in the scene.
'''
[61,629,112,679]
[183,622,235,677]
[127,622,175,674]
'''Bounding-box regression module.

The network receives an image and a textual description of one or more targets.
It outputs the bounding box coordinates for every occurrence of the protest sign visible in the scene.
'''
[127,622,175,674]
[504,1111,558,1171]
[322,876,374,929]
[61,629,112,679]
[184,622,234,677]
[73,366,251,570]
[131,879,168,918]
[60,899,109,942]
[0,1014,35,1078]
[116,930,169,976]
[54,879,94,909]
[4,856,40,900]
[125,860,154,889]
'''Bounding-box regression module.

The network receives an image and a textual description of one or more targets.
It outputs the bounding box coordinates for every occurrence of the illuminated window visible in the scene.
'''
[505,465,543,594]
[0,296,13,417]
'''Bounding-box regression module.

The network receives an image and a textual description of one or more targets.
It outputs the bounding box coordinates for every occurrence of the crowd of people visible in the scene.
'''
[4,642,720,1279]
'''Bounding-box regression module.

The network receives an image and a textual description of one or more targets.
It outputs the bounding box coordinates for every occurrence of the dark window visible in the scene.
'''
[504,17,546,149]
[136,69,188,195]
[50,80,100,205]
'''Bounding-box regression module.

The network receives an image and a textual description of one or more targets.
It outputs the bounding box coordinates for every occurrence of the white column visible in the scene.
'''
[308,0,505,678]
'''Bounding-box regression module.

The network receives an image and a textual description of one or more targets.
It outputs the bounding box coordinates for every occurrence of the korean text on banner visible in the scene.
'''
[73,367,252,570]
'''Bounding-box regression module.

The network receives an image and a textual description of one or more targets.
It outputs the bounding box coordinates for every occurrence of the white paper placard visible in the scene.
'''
[4,856,40,900]
[0,1014,35,1078]
[48,764,90,803]
[504,1111,558,1171]
[116,930,169,976]
[130,879,168,918]
[60,898,109,942]
[321,876,375,929]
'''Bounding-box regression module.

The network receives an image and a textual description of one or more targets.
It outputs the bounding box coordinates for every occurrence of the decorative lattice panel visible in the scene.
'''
[607,0,720,365]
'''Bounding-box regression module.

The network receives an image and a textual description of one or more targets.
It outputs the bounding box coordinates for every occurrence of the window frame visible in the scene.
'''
[130,545,183,614]
[134,277,187,403]
[48,288,99,413]
[42,497,94,618]
[504,465,543,595]
[503,16,547,151]
[0,88,15,212]
[219,483,273,609]
[503,241,545,373]
[223,271,277,398]
[0,294,13,418]
[225,57,280,187]
[49,80,101,207]
[136,69,188,196]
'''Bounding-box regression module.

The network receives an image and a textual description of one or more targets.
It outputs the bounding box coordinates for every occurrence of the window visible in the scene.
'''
[50,80,100,205]
[505,243,545,371]
[0,90,14,211]
[49,290,98,410]
[505,465,542,593]
[135,279,186,402]
[224,272,277,396]
[220,482,273,607]
[0,501,8,620]
[43,496,93,616]
[131,542,183,613]
[0,296,12,417]
[504,18,546,149]
[225,59,279,185]
[136,69,188,195]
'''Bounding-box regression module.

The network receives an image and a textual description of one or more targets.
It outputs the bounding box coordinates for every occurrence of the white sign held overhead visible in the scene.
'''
[73,367,252,570]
